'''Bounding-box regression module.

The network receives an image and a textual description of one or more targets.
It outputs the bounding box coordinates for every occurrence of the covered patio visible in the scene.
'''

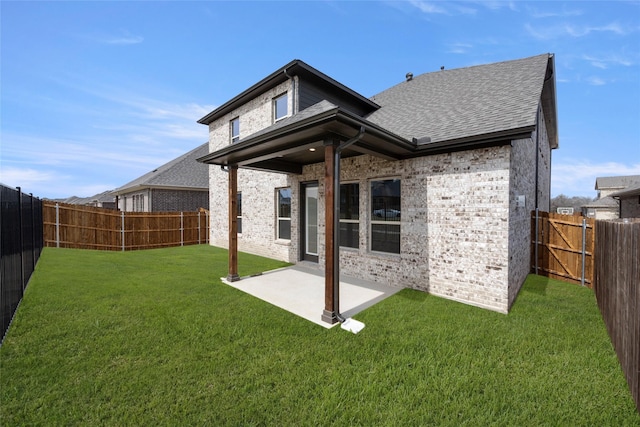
[199,100,419,324]
[222,264,402,328]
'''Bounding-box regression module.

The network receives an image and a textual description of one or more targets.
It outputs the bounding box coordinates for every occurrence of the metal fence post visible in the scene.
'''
[180,212,184,247]
[581,218,587,286]
[121,211,125,252]
[17,187,25,292]
[197,210,201,245]
[55,203,60,248]
[30,194,35,268]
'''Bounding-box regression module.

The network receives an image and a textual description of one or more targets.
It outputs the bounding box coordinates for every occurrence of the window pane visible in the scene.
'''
[278,188,291,218]
[371,224,400,254]
[237,193,242,217]
[231,118,239,142]
[339,222,359,248]
[237,218,242,234]
[371,179,401,222]
[278,219,291,240]
[275,94,288,120]
[340,183,359,220]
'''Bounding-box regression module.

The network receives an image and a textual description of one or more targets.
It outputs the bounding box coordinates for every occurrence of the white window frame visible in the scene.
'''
[230,117,240,144]
[339,182,359,249]
[276,187,291,240]
[237,192,242,234]
[369,178,401,255]
[273,93,289,122]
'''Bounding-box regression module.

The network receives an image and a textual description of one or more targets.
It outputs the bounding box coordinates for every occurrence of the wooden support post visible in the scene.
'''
[322,141,338,324]
[227,165,240,282]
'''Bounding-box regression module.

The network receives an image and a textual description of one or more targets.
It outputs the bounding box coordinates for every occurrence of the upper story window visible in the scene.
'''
[370,179,401,254]
[273,93,288,122]
[230,117,240,143]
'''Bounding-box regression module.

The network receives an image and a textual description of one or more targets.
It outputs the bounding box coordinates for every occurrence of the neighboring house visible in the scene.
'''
[55,190,117,209]
[197,54,558,320]
[582,175,640,219]
[115,143,210,212]
[611,184,640,218]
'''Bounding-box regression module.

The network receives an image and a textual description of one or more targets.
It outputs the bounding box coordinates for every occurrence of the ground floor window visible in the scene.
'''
[237,192,242,234]
[133,194,144,212]
[277,187,291,240]
[370,179,401,254]
[340,183,359,248]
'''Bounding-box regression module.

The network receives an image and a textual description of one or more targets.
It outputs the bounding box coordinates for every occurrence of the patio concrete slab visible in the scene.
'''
[221,264,402,328]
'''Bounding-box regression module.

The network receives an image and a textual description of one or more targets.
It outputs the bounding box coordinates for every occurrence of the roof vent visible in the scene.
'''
[440,66,445,71]
[405,72,413,81]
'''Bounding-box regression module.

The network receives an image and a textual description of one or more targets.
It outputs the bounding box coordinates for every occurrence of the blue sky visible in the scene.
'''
[2,1,639,199]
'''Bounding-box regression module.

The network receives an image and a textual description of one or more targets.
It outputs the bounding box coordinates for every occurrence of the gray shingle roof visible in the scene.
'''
[610,183,640,198]
[116,143,210,193]
[595,175,640,190]
[366,54,552,144]
[582,196,619,208]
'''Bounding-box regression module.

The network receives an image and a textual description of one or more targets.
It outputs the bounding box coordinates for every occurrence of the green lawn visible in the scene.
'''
[1,246,637,425]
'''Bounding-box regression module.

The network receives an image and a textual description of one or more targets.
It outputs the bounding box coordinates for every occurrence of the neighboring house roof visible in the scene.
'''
[582,196,618,208]
[595,175,640,190]
[52,190,116,205]
[198,54,558,173]
[610,184,640,198]
[367,54,557,148]
[115,143,209,194]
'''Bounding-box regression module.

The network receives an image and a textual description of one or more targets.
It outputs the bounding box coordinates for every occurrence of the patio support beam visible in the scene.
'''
[321,139,339,324]
[227,164,240,282]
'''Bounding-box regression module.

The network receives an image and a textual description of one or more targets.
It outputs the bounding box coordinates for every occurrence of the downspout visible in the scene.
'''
[333,126,366,322]
[533,105,541,275]
[534,104,540,210]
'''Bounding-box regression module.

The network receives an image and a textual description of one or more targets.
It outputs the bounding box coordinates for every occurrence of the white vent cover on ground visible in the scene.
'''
[341,318,365,334]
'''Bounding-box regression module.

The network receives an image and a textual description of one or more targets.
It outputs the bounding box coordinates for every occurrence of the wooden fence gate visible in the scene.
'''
[531,210,595,287]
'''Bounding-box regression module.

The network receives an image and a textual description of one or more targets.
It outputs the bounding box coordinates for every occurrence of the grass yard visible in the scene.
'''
[1,246,637,425]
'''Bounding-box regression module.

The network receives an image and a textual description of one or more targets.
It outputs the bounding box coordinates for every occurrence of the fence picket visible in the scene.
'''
[43,202,210,251]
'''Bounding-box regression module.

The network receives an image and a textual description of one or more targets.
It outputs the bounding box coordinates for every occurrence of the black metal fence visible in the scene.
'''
[1,185,44,343]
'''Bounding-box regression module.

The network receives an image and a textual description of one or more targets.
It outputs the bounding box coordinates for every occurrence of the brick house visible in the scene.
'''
[582,175,640,219]
[611,184,640,218]
[115,143,209,212]
[198,54,558,322]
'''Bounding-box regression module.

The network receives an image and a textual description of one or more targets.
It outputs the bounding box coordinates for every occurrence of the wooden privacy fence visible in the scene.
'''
[531,210,595,287]
[43,202,209,251]
[594,219,640,413]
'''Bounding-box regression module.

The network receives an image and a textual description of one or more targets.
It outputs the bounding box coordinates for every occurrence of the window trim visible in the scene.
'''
[237,192,242,234]
[339,182,359,249]
[369,177,401,255]
[230,117,240,144]
[276,187,291,241]
[273,93,289,123]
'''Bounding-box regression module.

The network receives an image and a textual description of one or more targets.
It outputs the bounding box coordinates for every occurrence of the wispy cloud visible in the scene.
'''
[526,5,583,18]
[552,161,640,197]
[103,29,143,45]
[447,42,473,54]
[408,0,448,15]
[585,76,607,86]
[526,21,635,40]
[583,53,634,69]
